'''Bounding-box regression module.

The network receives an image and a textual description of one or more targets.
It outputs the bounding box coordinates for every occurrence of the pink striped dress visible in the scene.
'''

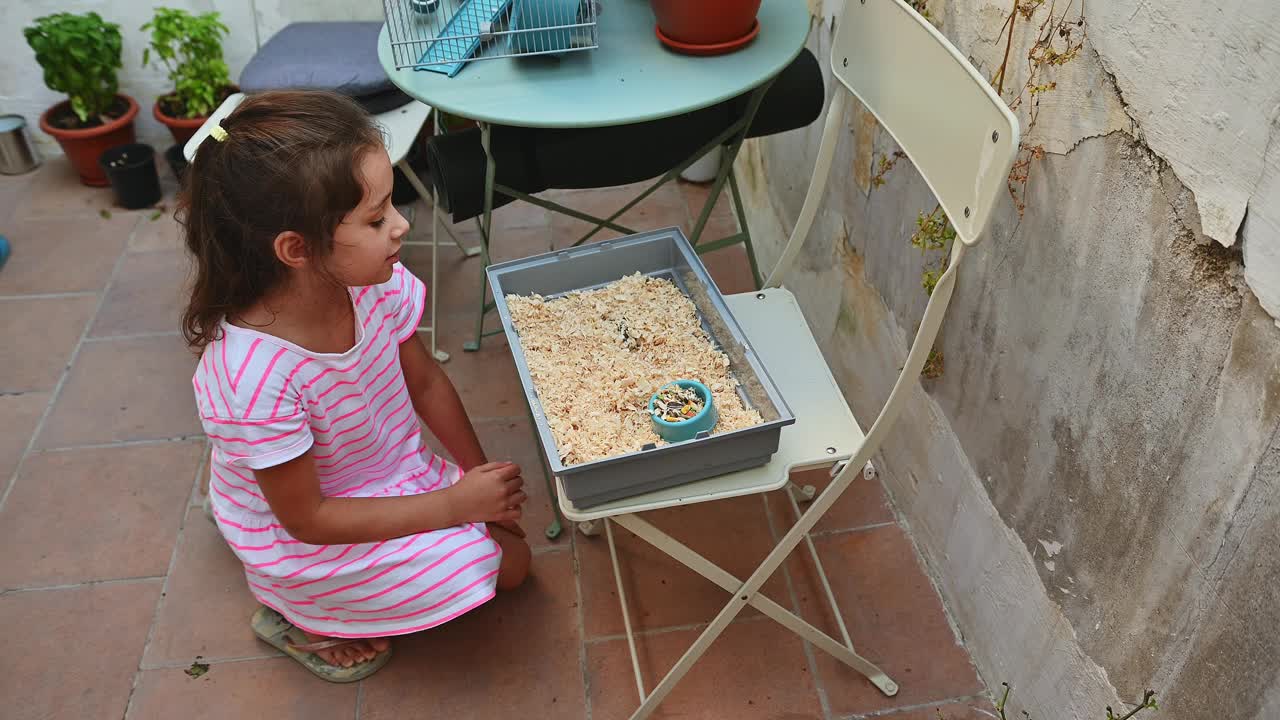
[192,264,500,638]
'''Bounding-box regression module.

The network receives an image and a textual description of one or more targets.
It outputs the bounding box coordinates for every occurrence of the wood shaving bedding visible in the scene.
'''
[506,273,764,465]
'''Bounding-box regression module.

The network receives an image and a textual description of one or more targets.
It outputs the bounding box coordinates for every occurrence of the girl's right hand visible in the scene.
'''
[446,461,527,525]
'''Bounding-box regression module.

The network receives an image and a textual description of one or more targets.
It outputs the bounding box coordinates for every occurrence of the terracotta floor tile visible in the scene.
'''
[0,441,200,590]
[14,158,118,220]
[698,243,759,294]
[485,223,555,263]
[127,657,358,720]
[791,525,984,717]
[0,212,133,295]
[0,581,160,720]
[0,391,48,482]
[490,196,552,229]
[587,618,822,720]
[0,169,34,224]
[0,295,96,393]
[38,334,200,448]
[90,250,192,337]
[576,494,793,639]
[877,698,998,719]
[765,467,895,538]
[679,178,742,243]
[360,551,584,720]
[550,184,689,248]
[144,507,270,666]
[128,211,185,253]
[435,327,527,420]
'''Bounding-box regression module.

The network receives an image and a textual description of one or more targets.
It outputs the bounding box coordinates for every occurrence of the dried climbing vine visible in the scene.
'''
[953,683,1159,720]
[874,0,1087,301]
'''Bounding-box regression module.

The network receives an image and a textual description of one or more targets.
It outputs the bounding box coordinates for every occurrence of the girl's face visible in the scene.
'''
[328,148,409,286]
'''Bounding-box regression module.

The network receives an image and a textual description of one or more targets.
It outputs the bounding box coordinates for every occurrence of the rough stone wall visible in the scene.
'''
[739,2,1280,719]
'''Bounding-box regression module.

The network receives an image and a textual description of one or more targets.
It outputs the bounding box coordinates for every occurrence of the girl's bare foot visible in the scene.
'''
[301,632,391,668]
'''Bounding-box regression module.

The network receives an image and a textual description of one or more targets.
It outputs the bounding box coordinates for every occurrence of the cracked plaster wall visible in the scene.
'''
[739,2,1280,719]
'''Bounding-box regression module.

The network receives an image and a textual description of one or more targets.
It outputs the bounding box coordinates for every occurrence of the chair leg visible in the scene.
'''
[606,519,648,704]
[397,159,450,363]
[611,513,897,720]
[788,481,817,502]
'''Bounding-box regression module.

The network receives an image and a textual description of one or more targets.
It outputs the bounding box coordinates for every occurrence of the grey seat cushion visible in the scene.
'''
[239,22,410,112]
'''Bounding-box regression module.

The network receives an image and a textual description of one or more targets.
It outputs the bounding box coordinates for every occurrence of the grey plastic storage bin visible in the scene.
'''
[486,227,795,508]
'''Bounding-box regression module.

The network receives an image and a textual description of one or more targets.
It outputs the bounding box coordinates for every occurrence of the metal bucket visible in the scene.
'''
[0,114,40,175]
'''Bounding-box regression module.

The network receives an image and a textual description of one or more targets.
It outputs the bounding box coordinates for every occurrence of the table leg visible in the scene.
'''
[729,170,764,289]
[688,81,773,290]
[465,122,498,353]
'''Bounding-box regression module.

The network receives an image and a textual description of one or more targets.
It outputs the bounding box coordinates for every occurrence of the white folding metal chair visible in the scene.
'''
[183,95,478,363]
[555,1,1020,718]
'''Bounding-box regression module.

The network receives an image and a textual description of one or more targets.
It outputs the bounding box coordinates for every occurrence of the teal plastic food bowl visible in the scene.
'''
[649,380,718,444]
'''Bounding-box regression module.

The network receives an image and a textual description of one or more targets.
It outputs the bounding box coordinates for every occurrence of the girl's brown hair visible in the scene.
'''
[178,90,384,350]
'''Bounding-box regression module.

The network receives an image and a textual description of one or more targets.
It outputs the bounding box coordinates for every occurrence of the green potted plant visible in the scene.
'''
[142,7,235,146]
[24,11,138,187]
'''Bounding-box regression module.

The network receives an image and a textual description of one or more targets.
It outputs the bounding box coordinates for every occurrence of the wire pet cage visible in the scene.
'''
[383,0,600,75]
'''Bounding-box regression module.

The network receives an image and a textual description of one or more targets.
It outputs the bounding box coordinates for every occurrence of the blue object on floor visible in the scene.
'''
[416,0,512,77]
[0,235,10,271]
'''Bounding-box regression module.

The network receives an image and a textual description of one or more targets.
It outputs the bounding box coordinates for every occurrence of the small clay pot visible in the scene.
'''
[39,95,139,187]
[154,86,239,146]
[649,0,762,54]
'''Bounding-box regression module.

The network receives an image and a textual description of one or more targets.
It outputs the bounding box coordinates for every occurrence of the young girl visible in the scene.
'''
[181,90,531,682]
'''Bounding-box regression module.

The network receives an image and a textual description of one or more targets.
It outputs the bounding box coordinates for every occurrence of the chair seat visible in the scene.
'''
[240,22,411,113]
[557,287,865,522]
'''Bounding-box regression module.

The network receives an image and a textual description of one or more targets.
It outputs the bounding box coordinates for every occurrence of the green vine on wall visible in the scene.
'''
[875,0,1085,295]
[967,683,1159,720]
[874,0,1086,299]
[868,0,1086,380]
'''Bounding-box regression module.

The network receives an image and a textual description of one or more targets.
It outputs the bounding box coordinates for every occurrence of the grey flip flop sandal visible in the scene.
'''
[251,606,392,683]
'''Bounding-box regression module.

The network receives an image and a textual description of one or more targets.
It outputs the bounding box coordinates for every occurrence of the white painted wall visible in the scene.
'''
[0,0,383,152]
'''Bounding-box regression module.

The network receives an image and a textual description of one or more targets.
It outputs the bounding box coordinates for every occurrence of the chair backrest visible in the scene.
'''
[755,1,1022,530]
[834,0,1018,245]
[765,0,1018,287]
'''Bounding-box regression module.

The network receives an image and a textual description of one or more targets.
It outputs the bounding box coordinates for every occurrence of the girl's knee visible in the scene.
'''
[495,532,532,591]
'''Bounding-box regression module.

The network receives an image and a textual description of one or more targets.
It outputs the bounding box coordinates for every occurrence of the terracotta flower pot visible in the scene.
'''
[154,86,239,146]
[39,95,139,187]
[650,0,762,54]
[154,102,204,146]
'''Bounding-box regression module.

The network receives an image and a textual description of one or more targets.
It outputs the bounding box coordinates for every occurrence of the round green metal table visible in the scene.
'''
[378,0,809,127]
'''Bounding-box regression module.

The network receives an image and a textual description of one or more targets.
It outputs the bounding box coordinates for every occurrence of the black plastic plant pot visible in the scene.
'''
[98,143,161,209]
[164,144,188,184]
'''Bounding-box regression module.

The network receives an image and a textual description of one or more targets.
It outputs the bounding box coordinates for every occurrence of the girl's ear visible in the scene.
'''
[272,231,310,269]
